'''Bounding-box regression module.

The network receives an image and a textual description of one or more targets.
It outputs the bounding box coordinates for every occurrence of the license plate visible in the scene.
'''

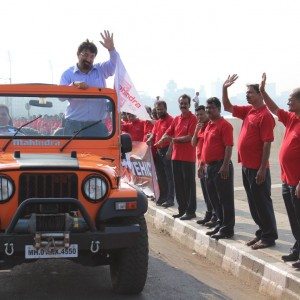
[25,244,78,259]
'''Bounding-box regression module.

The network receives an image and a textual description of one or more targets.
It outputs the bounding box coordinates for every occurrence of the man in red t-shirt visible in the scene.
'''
[121,113,145,142]
[223,74,278,250]
[260,73,300,268]
[191,105,216,226]
[201,97,235,239]
[147,101,175,207]
[155,94,197,220]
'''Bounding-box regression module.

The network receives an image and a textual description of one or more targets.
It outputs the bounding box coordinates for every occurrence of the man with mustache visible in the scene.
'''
[146,100,174,208]
[260,73,300,268]
[222,75,278,249]
[60,30,119,136]
[201,97,235,239]
[155,94,197,220]
[191,105,217,226]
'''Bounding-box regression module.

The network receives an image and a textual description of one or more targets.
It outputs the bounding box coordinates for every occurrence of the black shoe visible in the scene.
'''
[180,213,196,221]
[162,202,174,208]
[282,252,299,262]
[197,219,208,225]
[206,227,220,236]
[196,213,212,225]
[211,232,234,240]
[156,201,166,206]
[251,240,275,250]
[172,213,184,218]
[292,260,300,268]
[156,197,167,206]
[204,220,218,228]
[246,237,260,247]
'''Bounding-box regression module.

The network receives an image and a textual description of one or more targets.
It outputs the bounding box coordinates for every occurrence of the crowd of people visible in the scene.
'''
[56,31,299,269]
[13,115,62,135]
[121,75,300,269]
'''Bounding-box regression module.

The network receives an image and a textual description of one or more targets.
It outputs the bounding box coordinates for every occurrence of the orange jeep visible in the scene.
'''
[0,84,148,294]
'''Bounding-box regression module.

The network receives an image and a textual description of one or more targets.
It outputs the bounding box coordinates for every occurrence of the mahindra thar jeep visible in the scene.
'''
[0,84,148,294]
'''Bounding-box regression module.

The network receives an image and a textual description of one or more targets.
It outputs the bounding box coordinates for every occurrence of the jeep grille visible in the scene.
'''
[19,173,78,204]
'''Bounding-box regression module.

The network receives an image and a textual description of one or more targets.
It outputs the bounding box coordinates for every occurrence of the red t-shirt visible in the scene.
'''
[152,114,174,148]
[233,105,275,169]
[278,109,300,186]
[121,119,145,142]
[201,118,233,164]
[165,111,197,162]
[196,121,208,164]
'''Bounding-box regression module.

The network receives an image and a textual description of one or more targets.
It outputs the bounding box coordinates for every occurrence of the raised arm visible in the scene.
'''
[99,30,119,78]
[191,122,201,147]
[259,73,279,115]
[222,74,238,113]
[100,30,115,51]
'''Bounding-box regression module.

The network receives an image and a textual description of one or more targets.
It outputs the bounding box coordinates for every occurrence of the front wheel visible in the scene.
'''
[110,216,148,294]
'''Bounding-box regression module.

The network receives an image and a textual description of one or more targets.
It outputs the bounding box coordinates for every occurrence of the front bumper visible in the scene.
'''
[0,224,141,254]
[0,197,142,263]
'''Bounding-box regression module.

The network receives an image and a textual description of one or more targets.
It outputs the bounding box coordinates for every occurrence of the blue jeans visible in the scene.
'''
[64,119,108,137]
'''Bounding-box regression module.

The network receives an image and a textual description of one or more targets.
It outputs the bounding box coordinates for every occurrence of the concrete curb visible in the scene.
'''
[145,202,300,299]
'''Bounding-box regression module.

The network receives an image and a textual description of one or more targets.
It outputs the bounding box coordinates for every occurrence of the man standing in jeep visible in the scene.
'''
[60,30,119,136]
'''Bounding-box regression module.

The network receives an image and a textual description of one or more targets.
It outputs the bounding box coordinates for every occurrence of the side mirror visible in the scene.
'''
[29,99,53,108]
[121,133,132,154]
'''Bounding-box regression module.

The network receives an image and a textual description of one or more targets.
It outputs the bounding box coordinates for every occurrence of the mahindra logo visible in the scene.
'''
[119,84,141,109]
[122,80,132,92]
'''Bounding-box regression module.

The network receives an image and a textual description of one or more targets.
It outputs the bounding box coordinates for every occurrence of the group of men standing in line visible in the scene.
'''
[60,30,300,269]
[142,75,300,269]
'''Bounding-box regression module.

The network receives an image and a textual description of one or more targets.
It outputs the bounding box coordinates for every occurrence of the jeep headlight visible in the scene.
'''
[82,175,109,202]
[0,175,14,202]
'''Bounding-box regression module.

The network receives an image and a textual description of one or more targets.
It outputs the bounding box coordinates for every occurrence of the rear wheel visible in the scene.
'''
[110,216,148,294]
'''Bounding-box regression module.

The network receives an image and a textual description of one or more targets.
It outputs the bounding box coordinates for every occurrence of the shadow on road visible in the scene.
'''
[0,255,227,300]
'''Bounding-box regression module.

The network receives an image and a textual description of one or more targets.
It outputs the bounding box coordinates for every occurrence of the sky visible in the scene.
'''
[1,0,300,99]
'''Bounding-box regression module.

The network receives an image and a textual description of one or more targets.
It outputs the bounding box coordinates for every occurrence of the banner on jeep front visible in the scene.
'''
[121,141,159,200]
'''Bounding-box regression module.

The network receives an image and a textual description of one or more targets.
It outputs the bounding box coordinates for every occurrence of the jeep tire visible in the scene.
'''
[110,216,148,294]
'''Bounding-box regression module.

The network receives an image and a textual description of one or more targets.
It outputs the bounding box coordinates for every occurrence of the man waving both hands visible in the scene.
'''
[222,74,278,249]
[260,73,300,268]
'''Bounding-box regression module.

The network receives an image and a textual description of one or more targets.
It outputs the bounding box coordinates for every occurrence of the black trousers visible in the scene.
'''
[282,183,300,257]
[154,147,175,204]
[172,160,196,215]
[242,167,278,243]
[206,160,235,234]
[200,176,213,213]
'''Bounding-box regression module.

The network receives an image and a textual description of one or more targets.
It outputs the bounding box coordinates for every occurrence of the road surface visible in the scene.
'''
[0,223,267,300]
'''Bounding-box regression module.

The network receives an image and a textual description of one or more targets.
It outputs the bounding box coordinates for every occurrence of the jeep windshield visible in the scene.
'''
[0,95,115,138]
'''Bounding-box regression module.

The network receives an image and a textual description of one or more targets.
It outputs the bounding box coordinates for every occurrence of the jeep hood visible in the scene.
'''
[0,153,118,179]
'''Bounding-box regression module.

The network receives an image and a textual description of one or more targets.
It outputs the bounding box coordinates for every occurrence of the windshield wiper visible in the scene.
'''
[60,120,103,152]
[2,115,42,152]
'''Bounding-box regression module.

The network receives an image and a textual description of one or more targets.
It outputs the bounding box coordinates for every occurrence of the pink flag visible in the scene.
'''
[114,57,149,119]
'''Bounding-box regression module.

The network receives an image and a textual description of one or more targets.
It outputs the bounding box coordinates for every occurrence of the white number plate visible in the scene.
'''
[25,244,78,259]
